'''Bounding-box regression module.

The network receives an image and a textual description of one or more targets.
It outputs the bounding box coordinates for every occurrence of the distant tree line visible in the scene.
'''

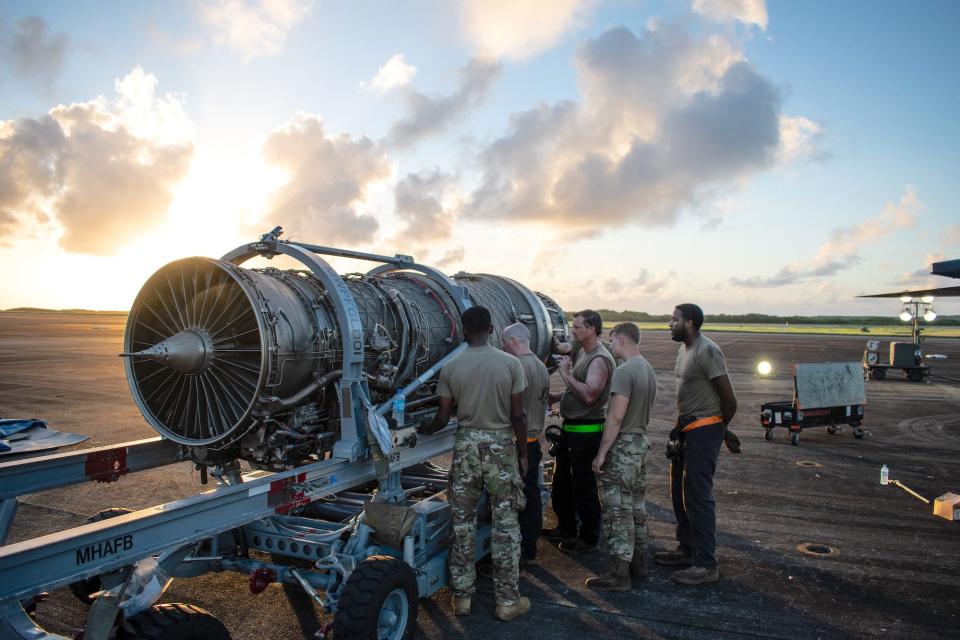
[5,306,960,326]
[595,309,960,326]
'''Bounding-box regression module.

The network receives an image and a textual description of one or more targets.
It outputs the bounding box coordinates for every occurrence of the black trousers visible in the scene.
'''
[669,422,724,568]
[518,442,543,559]
[551,429,602,545]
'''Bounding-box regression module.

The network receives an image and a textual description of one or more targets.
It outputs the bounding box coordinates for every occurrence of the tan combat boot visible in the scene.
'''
[630,548,648,579]
[584,557,631,592]
[453,595,471,616]
[494,596,531,621]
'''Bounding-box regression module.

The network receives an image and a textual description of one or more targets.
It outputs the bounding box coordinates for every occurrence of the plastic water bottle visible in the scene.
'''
[880,464,889,486]
[392,393,406,427]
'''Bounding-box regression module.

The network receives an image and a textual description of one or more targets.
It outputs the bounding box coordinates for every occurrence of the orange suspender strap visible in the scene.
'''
[680,415,724,432]
[526,436,539,443]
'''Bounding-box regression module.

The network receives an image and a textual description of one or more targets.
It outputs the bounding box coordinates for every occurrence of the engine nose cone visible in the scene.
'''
[122,329,210,374]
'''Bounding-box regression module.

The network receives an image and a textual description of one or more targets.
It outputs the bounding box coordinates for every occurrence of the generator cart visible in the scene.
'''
[863,339,930,382]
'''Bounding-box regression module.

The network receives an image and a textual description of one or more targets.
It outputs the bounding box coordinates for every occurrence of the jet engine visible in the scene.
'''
[122,229,568,468]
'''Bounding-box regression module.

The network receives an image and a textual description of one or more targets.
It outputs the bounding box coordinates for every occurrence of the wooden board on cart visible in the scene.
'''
[795,362,866,410]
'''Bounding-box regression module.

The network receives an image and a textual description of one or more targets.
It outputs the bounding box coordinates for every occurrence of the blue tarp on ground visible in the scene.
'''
[0,419,48,451]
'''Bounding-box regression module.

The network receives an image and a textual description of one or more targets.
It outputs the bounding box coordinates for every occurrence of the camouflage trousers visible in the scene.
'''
[449,427,525,605]
[598,434,648,562]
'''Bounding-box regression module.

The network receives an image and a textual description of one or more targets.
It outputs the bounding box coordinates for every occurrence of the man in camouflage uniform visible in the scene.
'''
[421,306,531,621]
[501,322,551,565]
[587,322,657,591]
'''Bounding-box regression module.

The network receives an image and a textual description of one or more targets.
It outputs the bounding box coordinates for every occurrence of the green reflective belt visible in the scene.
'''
[563,423,603,433]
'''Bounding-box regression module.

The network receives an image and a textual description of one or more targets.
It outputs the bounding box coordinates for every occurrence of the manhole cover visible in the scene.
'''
[797,542,839,557]
[796,461,823,468]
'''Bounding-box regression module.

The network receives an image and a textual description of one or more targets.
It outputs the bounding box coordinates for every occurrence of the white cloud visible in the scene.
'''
[393,168,459,243]
[260,113,391,243]
[692,0,768,30]
[434,246,465,268]
[731,185,921,288]
[942,225,960,248]
[388,57,501,148]
[0,68,194,254]
[466,22,783,233]
[461,0,596,60]
[363,54,417,94]
[777,114,827,164]
[201,0,313,61]
[0,16,68,92]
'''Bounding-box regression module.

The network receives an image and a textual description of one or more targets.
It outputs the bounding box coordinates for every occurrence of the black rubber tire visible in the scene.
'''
[763,429,773,441]
[118,603,231,640]
[871,367,886,381]
[331,555,418,640]
[853,428,865,439]
[791,433,800,446]
[907,369,923,382]
[827,425,838,435]
[68,508,133,605]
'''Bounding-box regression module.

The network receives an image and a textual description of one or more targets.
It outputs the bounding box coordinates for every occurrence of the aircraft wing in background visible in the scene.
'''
[858,258,960,298]
[858,286,960,299]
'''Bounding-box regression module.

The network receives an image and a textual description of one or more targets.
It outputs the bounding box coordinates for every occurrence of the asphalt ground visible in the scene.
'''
[1,312,959,639]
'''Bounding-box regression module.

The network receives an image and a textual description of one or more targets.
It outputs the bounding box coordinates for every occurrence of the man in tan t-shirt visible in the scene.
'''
[421,306,531,621]
[502,322,551,565]
[586,322,657,592]
[655,303,738,586]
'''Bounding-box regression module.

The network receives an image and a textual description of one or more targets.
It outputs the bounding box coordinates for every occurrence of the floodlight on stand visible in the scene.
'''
[757,361,772,376]
[921,295,935,303]
[900,295,912,303]
[924,309,937,322]
[899,310,913,322]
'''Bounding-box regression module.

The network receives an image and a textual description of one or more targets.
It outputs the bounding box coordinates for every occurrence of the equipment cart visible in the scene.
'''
[760,362,866,446]
[863,339,930,382]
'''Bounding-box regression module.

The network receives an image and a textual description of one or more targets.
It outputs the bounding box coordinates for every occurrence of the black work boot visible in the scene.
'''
[653,548,692,566]
[630,547,648,579]
[585,557,631,592]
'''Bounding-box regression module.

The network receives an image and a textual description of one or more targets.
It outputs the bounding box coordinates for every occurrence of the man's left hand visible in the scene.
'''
[558,355,572,377]
[592,453,606,474]
[724,429,742,454]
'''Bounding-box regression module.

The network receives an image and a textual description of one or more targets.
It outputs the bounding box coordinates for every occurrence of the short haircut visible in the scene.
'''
[575,309,603,337]
[502,322,530,343]
[462,306,492,333]
[675,303,704,331]
[611,322,640,344]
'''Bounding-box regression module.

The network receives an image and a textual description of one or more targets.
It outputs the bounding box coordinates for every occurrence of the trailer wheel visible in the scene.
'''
[907,369,923,382]
[790,433,800,446]
[118,603,231,640]
[827,425,837,435]
[68,508,133,605]
[763,429,773,441]
[871,367,886,381]
[853,428,865,439]
[331,555,418,640]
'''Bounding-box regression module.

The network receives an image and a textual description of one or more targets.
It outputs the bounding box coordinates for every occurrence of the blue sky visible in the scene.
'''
[1,0,958,317]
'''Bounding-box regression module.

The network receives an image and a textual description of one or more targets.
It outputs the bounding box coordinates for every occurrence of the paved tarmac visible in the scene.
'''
[1,312,959,639]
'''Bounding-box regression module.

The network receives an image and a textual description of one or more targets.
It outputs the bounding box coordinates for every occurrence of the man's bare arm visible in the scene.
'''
[422,396,454,434]
[709,374,737,425]
[560,357,610,406]
[593,394,627,474]
[511,392,529,476]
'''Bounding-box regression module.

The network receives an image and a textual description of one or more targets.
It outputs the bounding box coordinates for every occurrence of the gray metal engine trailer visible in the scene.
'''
[0,228,569,640]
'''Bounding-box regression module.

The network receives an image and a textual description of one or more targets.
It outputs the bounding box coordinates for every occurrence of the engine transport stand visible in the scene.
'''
[0,422,489,640]
[760,362,866,446]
